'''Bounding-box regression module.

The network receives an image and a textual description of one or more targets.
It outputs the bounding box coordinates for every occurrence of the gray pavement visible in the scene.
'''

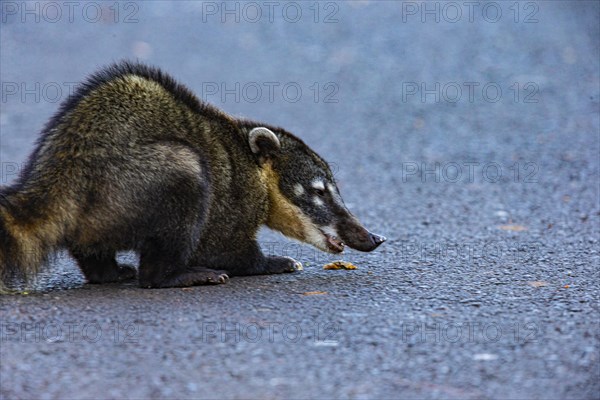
[1,1,599,399]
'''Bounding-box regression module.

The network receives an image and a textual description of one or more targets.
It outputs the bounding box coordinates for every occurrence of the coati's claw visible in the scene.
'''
[209,272,229,284]
[193,269,229,285]
[283,260,301,273]
[263,256,302,274]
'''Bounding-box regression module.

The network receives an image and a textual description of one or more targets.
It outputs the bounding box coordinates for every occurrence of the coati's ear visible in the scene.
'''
[249,127,281,162]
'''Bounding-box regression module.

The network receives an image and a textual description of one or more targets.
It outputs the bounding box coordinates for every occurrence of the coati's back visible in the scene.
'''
[0,62,239,285]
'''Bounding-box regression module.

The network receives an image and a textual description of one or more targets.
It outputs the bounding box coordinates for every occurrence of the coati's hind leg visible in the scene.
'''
[153,268,230,287]
[138,238,229,288]
[70,249,137,284]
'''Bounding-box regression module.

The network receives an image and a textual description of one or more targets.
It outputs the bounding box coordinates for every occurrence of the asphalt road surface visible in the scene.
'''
[1,1,599,399]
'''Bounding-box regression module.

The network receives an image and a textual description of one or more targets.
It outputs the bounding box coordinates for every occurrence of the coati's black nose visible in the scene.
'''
[370,233,387,247]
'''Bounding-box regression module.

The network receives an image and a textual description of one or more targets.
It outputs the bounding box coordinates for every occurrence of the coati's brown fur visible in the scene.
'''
[0,61,385,292]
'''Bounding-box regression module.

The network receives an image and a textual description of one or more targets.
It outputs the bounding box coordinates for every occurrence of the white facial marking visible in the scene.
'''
[327,182,345,207]
[321,225,340,239]
[304,222,328,251]
[313,196,324,207]
[294,183,305,197]
[311,179,325,191]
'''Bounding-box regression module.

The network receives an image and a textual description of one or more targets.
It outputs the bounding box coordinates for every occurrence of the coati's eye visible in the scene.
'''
[314,188,326,197]
[310,179,327,198]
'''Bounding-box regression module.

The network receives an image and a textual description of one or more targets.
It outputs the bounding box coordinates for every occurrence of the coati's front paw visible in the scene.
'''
[265,256,303,274]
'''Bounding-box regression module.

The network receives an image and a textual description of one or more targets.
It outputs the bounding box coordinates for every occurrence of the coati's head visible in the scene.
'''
[245,125,386,254]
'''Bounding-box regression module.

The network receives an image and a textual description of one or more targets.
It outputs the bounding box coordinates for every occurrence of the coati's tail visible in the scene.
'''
[0,189,15,293]
[0,188,61,292]
[0,198,8,293]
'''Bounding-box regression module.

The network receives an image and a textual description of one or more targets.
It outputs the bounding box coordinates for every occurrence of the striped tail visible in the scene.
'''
[0,189,58,293]
[0,190,12,292]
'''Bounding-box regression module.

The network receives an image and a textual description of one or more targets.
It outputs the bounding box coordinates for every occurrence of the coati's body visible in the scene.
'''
[0,62,385,291]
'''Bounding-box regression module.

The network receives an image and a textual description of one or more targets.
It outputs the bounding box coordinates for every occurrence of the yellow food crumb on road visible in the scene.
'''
[323,261,358,270]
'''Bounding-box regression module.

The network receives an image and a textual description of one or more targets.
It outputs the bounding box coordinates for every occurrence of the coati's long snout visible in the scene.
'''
[336,217,386,253]
[313,212,386,254]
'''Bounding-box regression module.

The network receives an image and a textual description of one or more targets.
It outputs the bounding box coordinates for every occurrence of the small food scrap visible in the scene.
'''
[303,291,328,296]
[528,281,548,288]
[323,261,358,270]
[564,285,570,289]
[499,224,528,232]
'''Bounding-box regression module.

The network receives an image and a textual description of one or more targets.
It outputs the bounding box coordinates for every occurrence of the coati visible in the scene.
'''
[0,61,385,291]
